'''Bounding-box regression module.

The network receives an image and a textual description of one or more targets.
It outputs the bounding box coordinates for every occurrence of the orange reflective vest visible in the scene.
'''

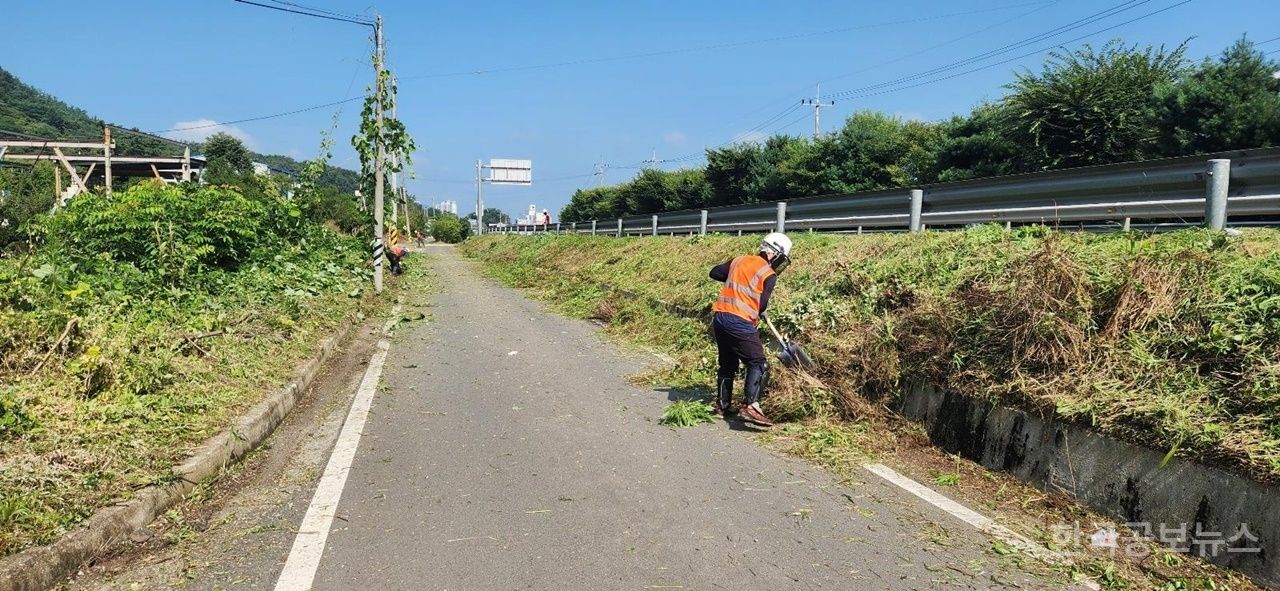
[712,255,776,323]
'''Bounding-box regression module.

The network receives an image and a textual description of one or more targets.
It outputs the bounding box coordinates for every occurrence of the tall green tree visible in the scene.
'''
[927,105,1030,182]
[1004,40,1188,169]
[202,132,255,186]
[561,186,613,222]
[467,208,511,225]
[1157,37,1280,155]
[813,111,943,192]
[704,135,798,206]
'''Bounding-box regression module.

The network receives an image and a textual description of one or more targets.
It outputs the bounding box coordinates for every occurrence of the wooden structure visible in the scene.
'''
[0,126,205,206]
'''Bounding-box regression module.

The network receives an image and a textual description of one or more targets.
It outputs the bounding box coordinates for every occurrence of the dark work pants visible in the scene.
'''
[712,312,767,379]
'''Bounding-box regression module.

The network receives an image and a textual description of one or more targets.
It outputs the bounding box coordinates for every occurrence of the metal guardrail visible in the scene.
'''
[493,147,1280,236]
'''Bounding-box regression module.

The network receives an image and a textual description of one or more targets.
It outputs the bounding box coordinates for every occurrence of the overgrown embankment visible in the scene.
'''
[0,182,417,557]
[461,228,1280,483]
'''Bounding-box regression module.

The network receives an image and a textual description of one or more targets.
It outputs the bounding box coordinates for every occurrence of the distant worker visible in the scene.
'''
[386,230,408,275]
[542,210,551,226]
[707,232,792,427]
[415,230,425,247]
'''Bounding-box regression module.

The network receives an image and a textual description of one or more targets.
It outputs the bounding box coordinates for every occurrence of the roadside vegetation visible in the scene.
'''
[462,229,1280,482]
[0,93,425,558]
[462,229,1279,589]
[429,213,472,244]
[0,179,423,557]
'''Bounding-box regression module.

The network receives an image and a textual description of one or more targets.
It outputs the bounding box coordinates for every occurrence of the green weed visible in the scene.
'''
[933,472,961,486]
[660,399,715,427]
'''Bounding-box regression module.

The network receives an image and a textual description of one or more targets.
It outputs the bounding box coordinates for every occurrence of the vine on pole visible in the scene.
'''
[352,52,415,224]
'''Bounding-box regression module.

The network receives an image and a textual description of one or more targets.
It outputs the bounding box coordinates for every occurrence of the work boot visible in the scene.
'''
[714,377,735,417]
[738,402,773,427]
[739,364,772,426]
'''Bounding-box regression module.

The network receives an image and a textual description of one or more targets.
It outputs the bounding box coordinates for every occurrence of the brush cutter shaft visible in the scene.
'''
[761,314,786,343]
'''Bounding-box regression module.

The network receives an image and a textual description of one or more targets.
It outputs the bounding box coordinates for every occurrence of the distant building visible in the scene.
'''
[437,200,459,215]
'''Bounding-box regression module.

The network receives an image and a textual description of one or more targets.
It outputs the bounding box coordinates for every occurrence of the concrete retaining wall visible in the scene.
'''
[899,383,1279,586]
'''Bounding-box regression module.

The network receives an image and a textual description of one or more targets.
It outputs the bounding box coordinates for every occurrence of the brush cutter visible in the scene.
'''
[761,314,814,369]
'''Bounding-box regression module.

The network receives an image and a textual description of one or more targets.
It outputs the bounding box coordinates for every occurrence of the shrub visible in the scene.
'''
[33,182,304,282]
[429,214,471,244]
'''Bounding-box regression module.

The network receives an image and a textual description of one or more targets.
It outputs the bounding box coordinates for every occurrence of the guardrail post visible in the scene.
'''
[617,218,623,237]
[591,220,597,236]
[556,222,562,233]
[776,201,786,233]
[651,214,658,236]
[1205,159,1230,230]
[1122,217,1131,232]
[909,189,923,232]
[699,210,708,236]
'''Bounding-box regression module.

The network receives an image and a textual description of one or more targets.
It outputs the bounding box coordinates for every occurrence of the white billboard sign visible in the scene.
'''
[488,158,532,185]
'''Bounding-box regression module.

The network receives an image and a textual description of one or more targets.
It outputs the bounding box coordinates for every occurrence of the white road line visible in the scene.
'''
[275,308,402,591]
[863,463,1100,590]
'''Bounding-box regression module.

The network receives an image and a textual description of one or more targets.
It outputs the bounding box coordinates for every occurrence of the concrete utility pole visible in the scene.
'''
[372,15,386,293]
[800,84,835,139]
[390,75,399,226]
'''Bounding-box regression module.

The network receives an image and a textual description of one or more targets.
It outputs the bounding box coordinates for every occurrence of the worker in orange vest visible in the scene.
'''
[708,232,792,426]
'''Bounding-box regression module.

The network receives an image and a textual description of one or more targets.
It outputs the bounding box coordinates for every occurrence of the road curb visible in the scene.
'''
[0,319,360,591]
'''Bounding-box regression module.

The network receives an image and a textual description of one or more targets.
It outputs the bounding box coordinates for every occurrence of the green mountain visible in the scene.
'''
[0,66,359,191]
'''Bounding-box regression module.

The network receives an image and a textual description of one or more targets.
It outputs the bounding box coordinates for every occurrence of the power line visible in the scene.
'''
[825,0,1157,101]
[818,0,1062,86]
[830,0,1193,102]
[107,124,191,146]
[147,97,363,135]
[264,0,371,22]
[400,2,1056,80]
[230,0,373,26]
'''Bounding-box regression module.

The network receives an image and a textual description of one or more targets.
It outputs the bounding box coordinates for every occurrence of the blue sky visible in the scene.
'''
[3,0,1277,218]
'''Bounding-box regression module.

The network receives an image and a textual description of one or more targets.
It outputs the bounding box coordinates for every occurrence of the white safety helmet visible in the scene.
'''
[761,232,792,257]
[761,232,793,274]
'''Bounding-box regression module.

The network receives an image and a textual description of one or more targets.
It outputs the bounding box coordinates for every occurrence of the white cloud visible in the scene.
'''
[163,119,256,149]
[894,112,926,122]
[733,130,768,144]
[663,130,687,146]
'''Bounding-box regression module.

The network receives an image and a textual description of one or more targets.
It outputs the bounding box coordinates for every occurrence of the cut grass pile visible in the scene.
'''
[0,182,423,557]
[461,227,1280,483]
[660,399,716,427]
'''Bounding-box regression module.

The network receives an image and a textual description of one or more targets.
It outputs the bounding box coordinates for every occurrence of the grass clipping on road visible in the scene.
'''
[0,182,426,557]
[660,399,716,427]
[461,227,1280,484]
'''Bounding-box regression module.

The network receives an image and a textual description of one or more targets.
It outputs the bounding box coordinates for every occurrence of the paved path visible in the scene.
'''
[302,245,1069,590]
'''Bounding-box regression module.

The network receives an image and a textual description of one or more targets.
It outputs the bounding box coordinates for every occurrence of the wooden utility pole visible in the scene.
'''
[103,125,112,194]
[372,14,386,294]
